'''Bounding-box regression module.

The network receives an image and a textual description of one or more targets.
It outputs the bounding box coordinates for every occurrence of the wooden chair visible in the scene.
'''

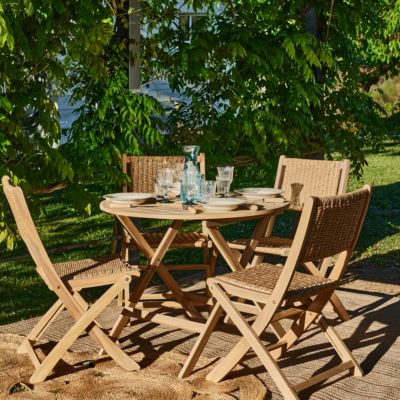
[113,154,217,279]
[179,185,371,400]
[229,155,350,258]
[228,156,351,321]
[2,176,141,384]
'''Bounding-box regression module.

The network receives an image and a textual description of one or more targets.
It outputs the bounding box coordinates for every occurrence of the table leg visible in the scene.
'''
[239,215,272,268]
[117,216,201,318]
[206,221,244,272]
[206,215,270,272]
[251,215,277,265]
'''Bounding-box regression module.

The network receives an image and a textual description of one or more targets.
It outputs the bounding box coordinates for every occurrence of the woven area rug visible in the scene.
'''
[0,287,399,400]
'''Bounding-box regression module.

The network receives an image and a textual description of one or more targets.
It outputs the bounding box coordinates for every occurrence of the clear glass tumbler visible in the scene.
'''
[202,180,217,198]
[157,168,175,203]
[216,176,231,197]
[216,166,234,197]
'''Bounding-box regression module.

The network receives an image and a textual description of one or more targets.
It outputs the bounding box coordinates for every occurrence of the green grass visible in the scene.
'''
[0,141,399,324]
[370,75,400,115]
[348,141,400,269]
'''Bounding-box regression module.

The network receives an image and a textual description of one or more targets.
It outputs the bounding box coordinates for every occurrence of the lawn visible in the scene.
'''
[0,141,399,324]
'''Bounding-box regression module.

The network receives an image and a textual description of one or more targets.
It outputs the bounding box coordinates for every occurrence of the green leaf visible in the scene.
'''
[6,234,14,250]
[282,38,295,60]
[0,230,7,243]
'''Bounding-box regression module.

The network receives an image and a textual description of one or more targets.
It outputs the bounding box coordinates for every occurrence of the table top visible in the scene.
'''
[100,199,289,221]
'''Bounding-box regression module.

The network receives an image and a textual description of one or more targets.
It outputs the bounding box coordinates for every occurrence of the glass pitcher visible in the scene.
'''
[180,145,203,203]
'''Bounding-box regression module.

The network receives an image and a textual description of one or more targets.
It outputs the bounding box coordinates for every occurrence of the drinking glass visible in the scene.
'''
[216,176,231,198]
[182,166,198,205]
[217,165,234,181]
[174,163,184,182]
[216,165,234,197]
[157,168,174,203]
[154,178,162,200]
[203,180,217,199]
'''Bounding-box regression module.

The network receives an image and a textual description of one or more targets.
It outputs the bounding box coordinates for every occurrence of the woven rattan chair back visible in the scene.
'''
[275,156,350,211]
[281,185,372,292]
[298,188,371,264]
[122,154,206,193]
[2,176,56,288]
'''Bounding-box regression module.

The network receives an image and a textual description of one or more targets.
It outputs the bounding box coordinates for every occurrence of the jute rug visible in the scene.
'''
[0,286,399,400]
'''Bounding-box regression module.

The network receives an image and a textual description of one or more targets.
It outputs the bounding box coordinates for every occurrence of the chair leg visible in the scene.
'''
[207,283,299,400]
[124,284,130,307]
[317,315,363,376]
[303,262,350,322]
[111,219,118,256]
[329,292,350,321]
[209,246,218,276]
[107,310,132,345]
[319,258,331,276]
[18,299,65,354]
[73,291,89,311]
[117,291,124,307]
[179,303,224,378]
[270,321,286,338]
[203,247,211,281]
[209,291,332,383]
[121,242,129,262]
[269,291,333,360]
[106,264,163,347]
[29,276,139,384]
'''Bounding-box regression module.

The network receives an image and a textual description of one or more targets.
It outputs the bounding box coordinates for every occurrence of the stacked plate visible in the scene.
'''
[104,193,153,206]
[197,198,245,212]
[235,188,283,202]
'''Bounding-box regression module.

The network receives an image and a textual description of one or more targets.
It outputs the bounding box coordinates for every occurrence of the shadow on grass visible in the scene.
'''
[349,182,400,277]
[349,248,400,288]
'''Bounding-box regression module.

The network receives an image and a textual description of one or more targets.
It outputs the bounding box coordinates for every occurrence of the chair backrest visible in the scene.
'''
[122,154,206,193]
[274,156,350,211]
[2,176,61,291]
[272,185,371,304]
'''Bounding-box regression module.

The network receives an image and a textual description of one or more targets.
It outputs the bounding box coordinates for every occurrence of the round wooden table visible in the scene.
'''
[100,199,289,337]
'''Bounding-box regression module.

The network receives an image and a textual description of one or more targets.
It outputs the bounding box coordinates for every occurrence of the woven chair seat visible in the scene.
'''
[142,232,208,249]
[216,263,337,300]
[54,256,140,282]
[228,236,293,256]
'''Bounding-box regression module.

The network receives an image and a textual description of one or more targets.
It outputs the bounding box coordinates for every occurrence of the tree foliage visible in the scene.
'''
[143,0,398,169]
[1,0,400,250]
[0,0,162,249]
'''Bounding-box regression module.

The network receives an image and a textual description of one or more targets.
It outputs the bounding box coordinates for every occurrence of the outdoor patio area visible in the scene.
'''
[1,1,400,399]
[0,279,399,400]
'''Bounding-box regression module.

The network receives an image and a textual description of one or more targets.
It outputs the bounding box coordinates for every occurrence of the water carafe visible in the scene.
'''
[180,145,203,204]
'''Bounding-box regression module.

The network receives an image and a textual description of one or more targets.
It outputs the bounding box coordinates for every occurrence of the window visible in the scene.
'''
[179,13,206,32]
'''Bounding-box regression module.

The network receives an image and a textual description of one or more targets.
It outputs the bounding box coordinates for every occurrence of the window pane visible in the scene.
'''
[179,15,190,31]
[192,15,204,26]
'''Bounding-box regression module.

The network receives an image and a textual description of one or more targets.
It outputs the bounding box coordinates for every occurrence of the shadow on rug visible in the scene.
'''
[0,333,266,400]
[1,288,400,399]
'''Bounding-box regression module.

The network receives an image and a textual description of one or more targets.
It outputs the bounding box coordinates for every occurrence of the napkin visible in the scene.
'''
[104,201,133,208]
[261,196,286,203]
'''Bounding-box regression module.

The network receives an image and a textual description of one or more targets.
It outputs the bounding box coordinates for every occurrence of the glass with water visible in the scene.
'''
[216,166,234,197]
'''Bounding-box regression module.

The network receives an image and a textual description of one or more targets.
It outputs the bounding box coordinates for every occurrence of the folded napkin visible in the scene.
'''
[104,201,133,208]
[261,196,286,203]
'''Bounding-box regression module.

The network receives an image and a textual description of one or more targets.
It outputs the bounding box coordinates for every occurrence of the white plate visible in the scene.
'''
[198,198,245,211]
[103,192,153,205]
[235,188,283,200]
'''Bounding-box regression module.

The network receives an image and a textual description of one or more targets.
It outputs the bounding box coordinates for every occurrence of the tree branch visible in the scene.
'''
[32,182,67,194]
